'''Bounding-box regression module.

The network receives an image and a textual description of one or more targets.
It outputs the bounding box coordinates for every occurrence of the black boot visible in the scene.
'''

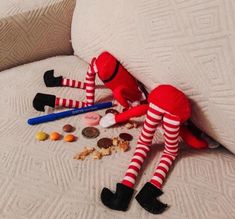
[44,70,63,87]
[135,182,168,214]
[33,93,56,111]
[101,183,134,211]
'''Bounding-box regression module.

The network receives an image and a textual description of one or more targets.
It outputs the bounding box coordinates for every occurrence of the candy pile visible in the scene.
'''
[35,123,76,142]
[34,110,136,161]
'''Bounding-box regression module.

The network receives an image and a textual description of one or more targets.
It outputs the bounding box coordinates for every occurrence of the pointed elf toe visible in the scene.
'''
[135,182,168,214]
[101,183,134,211]
[43,70,62,87]
[33,93,56,112]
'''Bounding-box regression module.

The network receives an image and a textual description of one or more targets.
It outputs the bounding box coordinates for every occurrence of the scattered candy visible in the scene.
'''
[34,116,133,160]
[97,138,113,149]
[50,132,61,141]
[119,133,133,141]
[82,112,101,126]
[35,131,48,141]
[63,124,74,133]
[64,134,75,142]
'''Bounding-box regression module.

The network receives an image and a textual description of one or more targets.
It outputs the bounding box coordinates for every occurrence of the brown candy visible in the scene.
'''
[97,138,113,149]
[119,133,133,141]
[63,124,74,133]
[105,108,119,115]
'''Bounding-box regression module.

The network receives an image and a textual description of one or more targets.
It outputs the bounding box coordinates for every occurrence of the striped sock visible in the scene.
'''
[55,97,87,108]
[61,78,86,89]
[54,58,97,109]
[85,58,97,106]
[149,113,180,189]
[121,103,162,188]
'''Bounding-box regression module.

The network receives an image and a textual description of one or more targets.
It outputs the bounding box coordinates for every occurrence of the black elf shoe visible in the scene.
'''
[43,70,63,87]
[135,182,168,214]
[33,93,56,112]
[101,183,134,211]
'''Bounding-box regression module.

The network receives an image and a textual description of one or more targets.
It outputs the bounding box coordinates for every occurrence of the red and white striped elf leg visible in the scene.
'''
[85,58,97,106]
[149,113,180,189]
[54,58,97,109]
[60,60,97,93]
[121,103,163,188]
[61,78,86,89]
[54,97,87,108]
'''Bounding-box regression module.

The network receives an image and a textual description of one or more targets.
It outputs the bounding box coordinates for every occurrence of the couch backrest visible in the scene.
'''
[72,0,235,154]
[0,0,76,71]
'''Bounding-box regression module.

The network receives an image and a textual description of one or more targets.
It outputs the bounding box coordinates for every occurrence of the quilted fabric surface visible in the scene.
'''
[0,0,75,71]
[72,0,235,154]
[0,56,235,219]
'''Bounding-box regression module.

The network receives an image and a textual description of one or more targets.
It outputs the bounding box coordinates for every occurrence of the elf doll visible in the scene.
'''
[33,51,144,112]
[32,51,208,149]
[32,51,213,214]
[100,84,192,214]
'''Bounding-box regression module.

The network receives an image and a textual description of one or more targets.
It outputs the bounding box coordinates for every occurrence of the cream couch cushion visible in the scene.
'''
[0,56,235,218]
[0,0,76,71]
[71,0,235,154]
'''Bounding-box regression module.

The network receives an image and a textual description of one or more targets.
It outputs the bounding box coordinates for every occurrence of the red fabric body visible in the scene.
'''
[115,104,149,123]
[96,52,142,108]
[113,84,207,149]
[148,85,191,123]
[180,125,208,149]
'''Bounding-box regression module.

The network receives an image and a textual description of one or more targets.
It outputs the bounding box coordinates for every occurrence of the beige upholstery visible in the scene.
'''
[0,56,234,219]
[0,0,76,71]
[0,0,235,218]
[72,0,235,154]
